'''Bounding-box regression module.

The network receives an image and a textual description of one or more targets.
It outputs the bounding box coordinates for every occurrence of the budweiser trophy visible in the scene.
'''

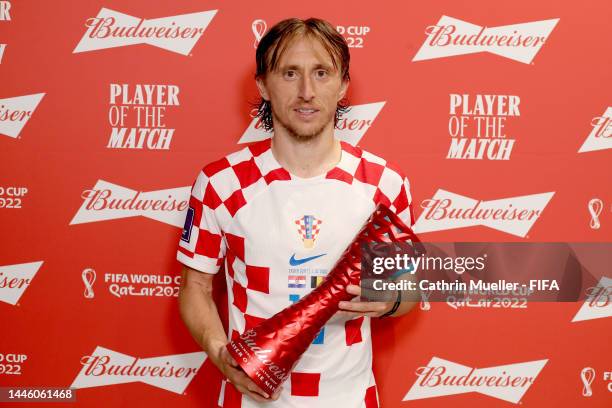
[226,204,421,396]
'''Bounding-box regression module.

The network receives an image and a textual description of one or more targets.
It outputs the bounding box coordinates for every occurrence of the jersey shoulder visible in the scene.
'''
[194,139,285,220]
[340,141,408,187]
[200,139,273,184]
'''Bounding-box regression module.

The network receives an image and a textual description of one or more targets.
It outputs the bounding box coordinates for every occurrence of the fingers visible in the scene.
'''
[346,284,361,296]
[219,345,284,403]
[339,300,390,313]
[220,347,239,368]
[245,379,270,399]
[270,386,283,401]
[226,368,271,401]
[338,310,383,318]
[240,387,270,403]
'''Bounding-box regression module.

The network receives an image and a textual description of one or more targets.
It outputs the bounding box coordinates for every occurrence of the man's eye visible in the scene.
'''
[284,70,297,79]
[316,70,328,78]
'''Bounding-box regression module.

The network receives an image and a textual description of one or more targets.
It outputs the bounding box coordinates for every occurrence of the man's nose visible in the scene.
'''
[298,75,315,101]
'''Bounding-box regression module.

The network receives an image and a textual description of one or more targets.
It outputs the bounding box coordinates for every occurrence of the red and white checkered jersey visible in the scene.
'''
[177,139,413,408]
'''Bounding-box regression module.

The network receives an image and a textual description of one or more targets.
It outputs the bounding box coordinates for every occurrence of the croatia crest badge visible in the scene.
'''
[295,215,322,249]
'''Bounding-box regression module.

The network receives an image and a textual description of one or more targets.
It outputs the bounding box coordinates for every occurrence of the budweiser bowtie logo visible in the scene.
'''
[0,261,43,305]
[572,276,612,322]
[0,93,45,138]
[578,107,612,153]
[73,8,217,55]
[413,16,559,64]
[412,189,554,237]
[403,356,548,403]
[70,346,206,394]
[238,101,385,145]
[70,179,190,227]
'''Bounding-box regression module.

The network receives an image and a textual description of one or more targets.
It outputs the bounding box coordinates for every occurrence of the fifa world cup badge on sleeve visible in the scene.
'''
[181,206,195,242]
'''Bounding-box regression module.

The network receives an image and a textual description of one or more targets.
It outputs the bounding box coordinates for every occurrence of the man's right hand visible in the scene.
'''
[213,344,283,403]
[178,267,282,403]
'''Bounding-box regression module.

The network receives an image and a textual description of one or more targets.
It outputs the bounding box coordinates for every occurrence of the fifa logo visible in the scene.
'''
[580,367,595,397]
[588,198,603,230]
[82,268,96,299]
[251,19,267,48]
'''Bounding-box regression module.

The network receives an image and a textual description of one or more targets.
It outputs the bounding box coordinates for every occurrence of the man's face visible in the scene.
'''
[257,36,348,141]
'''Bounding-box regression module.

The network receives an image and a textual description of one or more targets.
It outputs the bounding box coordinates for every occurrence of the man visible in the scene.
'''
[177,17,416,407]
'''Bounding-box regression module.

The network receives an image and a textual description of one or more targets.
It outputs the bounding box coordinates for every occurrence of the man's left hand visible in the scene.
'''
[338,284,395,318]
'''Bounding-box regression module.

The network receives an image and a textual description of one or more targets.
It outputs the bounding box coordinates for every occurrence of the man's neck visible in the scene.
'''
[271,127,341,179]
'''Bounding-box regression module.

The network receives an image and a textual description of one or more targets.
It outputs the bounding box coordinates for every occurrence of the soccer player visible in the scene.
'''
[177,17,417,407]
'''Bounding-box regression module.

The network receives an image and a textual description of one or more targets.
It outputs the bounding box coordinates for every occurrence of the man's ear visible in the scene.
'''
[256,77,270,101]
[338,79,349,101]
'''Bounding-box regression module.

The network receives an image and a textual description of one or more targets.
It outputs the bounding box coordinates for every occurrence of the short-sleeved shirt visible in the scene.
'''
[177,139,413,408]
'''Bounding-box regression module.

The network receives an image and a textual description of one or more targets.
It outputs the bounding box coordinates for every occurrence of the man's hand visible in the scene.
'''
[338,284,395,318]
[213,345,283,403]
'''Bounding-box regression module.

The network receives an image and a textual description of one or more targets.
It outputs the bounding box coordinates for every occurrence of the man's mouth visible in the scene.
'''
[294,107,319,118]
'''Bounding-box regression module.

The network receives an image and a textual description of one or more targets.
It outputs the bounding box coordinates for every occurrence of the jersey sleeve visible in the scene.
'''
[392,176,415,229]
[176,168,226,274]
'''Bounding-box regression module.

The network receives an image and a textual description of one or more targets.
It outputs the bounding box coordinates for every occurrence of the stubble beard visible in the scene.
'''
[272,107,335,142]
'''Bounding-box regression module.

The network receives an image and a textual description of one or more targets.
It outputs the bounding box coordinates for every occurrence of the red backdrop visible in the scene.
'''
[1,0,610,407]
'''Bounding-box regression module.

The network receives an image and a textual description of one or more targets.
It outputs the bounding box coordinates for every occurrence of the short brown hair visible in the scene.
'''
[254,18,350,132]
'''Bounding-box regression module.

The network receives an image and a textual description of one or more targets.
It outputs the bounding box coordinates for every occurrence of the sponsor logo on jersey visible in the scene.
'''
[289,253,326,266]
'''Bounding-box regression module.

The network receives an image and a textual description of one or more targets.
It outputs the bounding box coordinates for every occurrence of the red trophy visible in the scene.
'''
[226,204,421,396]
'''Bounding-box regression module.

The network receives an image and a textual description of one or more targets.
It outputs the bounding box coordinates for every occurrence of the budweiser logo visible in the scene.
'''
[413,16,559,64]
[73,8,217,55]
[572,276,612,322]
[238,101,385,145]
[412,189,554,237]
[0,93,45,138]
[578,107,612,153]
[70,346,206,393]
[403,356,548,403]
[0,1,10,21]
[0,261,43,305]
[69,179,190,227]
[240,329,289,382]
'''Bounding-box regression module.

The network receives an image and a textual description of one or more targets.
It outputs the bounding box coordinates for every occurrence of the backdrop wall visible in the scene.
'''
[1,0,610,407]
